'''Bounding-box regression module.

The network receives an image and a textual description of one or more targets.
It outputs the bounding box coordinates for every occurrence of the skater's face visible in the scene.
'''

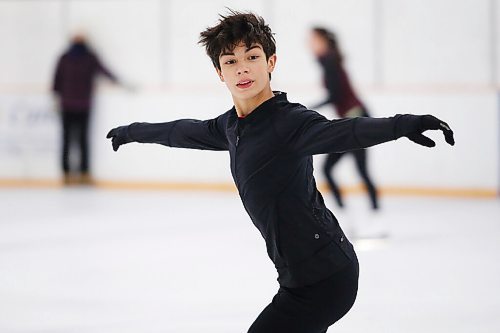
[309,31,328,57]
[217,42,276,101]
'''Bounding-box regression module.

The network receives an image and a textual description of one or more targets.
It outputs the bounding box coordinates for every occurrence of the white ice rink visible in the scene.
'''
[1,188,499,333]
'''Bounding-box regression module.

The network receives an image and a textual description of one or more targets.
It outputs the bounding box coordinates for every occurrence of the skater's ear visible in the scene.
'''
[215,67,225,82]
[266,53,277,80]
[267,54,277,73]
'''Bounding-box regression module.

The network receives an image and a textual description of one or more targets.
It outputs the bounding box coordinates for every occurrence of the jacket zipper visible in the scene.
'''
[234,120,244,187]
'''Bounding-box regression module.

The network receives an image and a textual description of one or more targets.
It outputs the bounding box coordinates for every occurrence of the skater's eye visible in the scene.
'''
[248,55,259,61]
[224,59,236,65]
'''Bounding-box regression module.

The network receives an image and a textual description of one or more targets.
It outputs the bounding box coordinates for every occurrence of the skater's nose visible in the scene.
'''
[237,66,250,75]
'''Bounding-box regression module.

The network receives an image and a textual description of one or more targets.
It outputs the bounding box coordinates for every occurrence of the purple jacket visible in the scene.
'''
[53,42,116,111]
[315,52,363,118]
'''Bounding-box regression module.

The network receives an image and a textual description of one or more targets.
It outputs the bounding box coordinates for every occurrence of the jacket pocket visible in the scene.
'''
[313,206,354,261]
[311,206,334,236]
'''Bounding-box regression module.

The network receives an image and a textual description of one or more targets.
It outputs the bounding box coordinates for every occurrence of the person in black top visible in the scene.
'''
[310,27,378,210]
[53,33,119,185]
[106,10,455,333]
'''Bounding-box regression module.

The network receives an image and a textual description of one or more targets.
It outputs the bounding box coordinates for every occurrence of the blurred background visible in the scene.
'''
[0,0,499,332]
[0,0,497,192]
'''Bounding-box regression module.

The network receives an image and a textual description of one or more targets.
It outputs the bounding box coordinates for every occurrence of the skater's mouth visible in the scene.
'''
[236,79,254,89]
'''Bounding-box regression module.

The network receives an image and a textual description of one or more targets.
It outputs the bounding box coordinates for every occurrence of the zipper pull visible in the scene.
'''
[236,136,240,147]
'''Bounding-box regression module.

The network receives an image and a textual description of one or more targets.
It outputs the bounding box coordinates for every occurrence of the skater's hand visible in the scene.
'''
[404,115,455,147]
[106,126,132,151]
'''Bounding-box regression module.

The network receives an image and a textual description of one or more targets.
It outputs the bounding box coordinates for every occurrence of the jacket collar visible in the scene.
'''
[232,91,287,123]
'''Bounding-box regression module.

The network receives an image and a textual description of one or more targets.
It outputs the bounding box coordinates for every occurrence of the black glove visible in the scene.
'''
[396,114,455,147]
[106,125,133,151]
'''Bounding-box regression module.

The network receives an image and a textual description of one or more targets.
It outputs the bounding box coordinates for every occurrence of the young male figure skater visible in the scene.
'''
[106,11,454,333]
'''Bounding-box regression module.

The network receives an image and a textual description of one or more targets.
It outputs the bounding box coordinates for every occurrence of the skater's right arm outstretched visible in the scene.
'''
[106,115,228,152]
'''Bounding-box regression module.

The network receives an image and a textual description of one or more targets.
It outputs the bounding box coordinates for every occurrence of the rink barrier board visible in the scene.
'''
[0,179,496,198]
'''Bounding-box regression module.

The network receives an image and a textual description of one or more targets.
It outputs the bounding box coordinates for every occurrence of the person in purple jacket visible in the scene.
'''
[106,11,454,333]
[310,27,379,211]
[53,33,118,185]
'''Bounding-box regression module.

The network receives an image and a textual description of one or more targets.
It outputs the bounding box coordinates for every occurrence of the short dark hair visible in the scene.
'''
[312,27,343,64]
[199,10,276,70]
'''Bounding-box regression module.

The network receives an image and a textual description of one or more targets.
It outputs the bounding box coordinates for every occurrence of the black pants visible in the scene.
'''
[323,149,379,210]
[61,111,90,174]
[248,259,359,333]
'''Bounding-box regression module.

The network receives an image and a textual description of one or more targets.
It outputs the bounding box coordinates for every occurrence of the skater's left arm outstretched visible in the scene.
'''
[281,110,454,155]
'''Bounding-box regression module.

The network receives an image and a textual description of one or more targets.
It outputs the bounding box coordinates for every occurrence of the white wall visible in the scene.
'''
[381,0,492,86]
[0,1,65,85]
[0,0,498,192]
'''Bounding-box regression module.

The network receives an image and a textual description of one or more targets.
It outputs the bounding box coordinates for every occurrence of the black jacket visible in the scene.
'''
[124,92,419,287]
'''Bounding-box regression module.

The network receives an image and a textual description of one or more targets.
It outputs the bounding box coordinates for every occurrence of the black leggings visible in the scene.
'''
[62,111,90,174]
[248,259,359,333]
[323,149,378,210]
